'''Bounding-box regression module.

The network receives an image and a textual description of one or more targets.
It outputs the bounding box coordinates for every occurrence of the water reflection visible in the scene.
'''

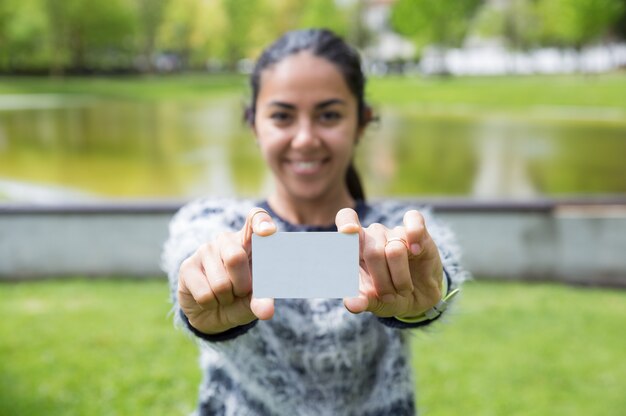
[0,95,624,201]
[472,118,540,199]
[361,111,478,196]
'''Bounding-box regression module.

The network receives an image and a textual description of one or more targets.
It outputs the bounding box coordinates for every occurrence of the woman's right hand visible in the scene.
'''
[177,208,277,334]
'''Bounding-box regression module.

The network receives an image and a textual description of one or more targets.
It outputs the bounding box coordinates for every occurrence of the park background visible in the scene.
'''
[1,0,625,414]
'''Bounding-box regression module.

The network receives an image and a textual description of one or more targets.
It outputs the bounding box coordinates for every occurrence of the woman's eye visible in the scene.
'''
[270,112,292,124]
[319,111,342,123]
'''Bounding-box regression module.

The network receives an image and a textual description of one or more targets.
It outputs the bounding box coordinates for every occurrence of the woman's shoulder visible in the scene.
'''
[364,199,433,226]
[170,197,257,229]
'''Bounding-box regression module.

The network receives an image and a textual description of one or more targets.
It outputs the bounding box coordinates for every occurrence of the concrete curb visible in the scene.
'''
[1,198,625,286]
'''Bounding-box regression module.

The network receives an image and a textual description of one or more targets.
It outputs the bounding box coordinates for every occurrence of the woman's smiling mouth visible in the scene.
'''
[286,158,329,175]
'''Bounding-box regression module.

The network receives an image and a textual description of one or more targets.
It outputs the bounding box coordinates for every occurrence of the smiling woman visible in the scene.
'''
[162,28,466,416]
[251,51,364,224]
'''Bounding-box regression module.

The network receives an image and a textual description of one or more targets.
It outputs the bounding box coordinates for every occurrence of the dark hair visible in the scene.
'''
[246,28,369,201]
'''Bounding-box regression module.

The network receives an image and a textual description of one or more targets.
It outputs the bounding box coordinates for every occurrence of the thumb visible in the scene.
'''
[250,297,275,320]
[335,207,362,234]
[240,207,276,255]
[336,207,364,258]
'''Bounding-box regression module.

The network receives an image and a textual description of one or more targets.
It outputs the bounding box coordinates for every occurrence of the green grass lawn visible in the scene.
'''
[0,279,624,415]
[368,74,626,113]
[2,73,625,114]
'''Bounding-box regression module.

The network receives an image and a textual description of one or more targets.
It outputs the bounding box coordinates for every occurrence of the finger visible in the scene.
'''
[336,207,367,266]
[335,207,361,234]
[178,255,217,310]
[403,210,426,257]
[221,295,258,327]
[250,297,275,320]
[343,295,368,314]
[200,243,235,306]
[218,232,253,297]
[385,227,414,295]
[345,292,386,316]
[343,267,373,314]
[241,207,276,254]
[362,224,397,303]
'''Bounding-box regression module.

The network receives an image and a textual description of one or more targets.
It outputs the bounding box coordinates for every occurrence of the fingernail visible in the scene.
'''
[258,221,273,233]
[410,243,421,255]
[339,223,359,232]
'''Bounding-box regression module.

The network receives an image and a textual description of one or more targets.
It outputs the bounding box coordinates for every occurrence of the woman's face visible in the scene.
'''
[253,51,363,204]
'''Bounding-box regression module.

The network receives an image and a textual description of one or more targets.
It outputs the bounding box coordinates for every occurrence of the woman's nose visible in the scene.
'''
[292,121,320,148]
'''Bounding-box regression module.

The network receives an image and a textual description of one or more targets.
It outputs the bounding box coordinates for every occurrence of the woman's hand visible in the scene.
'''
[177,208,276,334]
[336,208,444,319]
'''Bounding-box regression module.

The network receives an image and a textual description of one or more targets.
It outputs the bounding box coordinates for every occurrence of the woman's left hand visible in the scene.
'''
[336,208,444,319]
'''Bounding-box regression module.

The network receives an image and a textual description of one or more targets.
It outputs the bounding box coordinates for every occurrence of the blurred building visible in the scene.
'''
[361,0,415,74]
[419,42,626,75]
[358,0,626,75]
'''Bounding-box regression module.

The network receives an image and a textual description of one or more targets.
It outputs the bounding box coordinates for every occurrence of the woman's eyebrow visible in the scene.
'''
[267,99,346,110]
[316,99,346,109]
[268,101,295,110]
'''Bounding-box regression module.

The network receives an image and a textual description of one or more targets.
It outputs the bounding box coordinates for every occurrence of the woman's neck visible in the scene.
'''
[268,189,355,227]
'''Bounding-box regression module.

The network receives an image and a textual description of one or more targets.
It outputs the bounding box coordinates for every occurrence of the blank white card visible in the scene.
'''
[252,232,359,299]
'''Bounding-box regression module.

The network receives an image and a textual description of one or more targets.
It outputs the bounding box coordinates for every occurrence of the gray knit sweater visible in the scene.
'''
[162,198,466,416]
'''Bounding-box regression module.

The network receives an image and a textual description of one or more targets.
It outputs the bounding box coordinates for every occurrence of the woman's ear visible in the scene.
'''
[244,106,259,141]
[244,106,255,127]
[363,106,374,125]
[356,106,374,142]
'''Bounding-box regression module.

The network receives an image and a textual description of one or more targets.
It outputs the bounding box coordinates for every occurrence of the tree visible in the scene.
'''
[536,0,625,48]
[43,0,136,74]
[157,0,208,69]
[0,0,48,72]
[299,0,350,39]
[135,0,170,71]
[343,0,371,49]
[220,0,264,69]
[614,4,626,41]
[473,0,543,50]
[390,0,483,51]
[247,0,351,59]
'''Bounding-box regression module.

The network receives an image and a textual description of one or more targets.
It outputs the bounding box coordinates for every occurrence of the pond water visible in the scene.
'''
[0,95,624,202]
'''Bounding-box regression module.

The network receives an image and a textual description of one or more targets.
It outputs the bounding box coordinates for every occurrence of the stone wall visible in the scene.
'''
[1,200,625,286]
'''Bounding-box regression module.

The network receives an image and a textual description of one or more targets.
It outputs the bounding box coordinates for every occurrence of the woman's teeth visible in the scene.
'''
[294,161,319,169]
[291,160,324,174]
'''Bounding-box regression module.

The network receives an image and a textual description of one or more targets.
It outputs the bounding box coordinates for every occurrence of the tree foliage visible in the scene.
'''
[473,0,543,50]
[473,0,625,50]
[0,0,624,74]
[135,0,170,68]
[536,0,625,48]
[390,0,483,51]
[43,0,136,73]
[0,0,48,71]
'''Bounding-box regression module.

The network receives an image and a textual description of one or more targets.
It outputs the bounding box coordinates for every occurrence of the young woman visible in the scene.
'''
[163,28,465,415]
